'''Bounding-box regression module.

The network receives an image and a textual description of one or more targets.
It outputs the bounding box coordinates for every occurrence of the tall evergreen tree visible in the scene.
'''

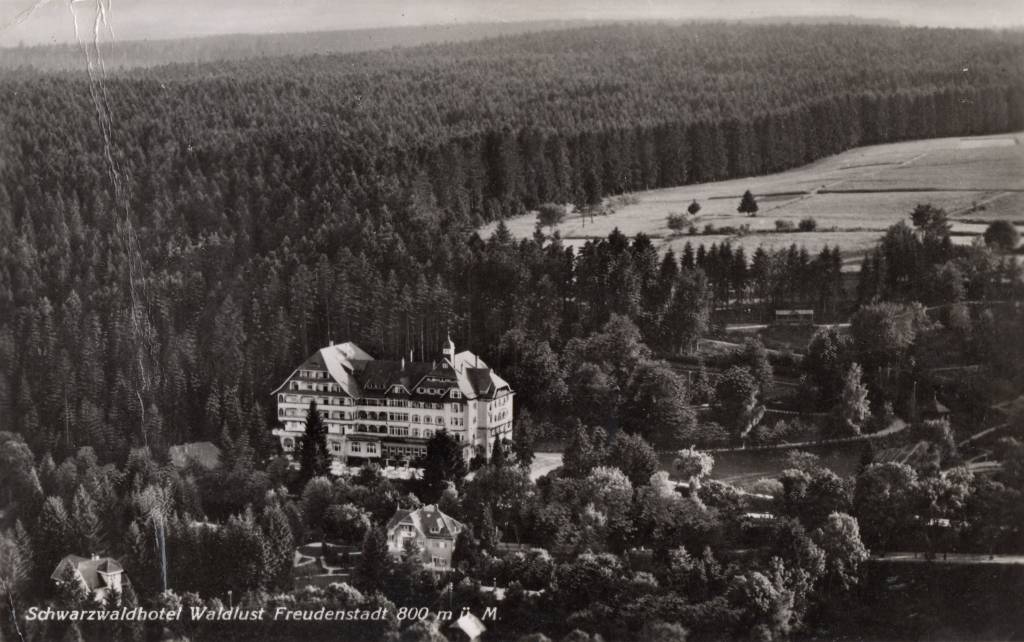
[298,401,329,483]
[70,486,102,555]
[262,503,295,590]
[834,363,871,436]
[422,430,467,500]
[355,527,392,592]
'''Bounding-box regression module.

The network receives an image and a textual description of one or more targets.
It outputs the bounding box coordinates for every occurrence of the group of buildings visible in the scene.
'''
[48,338,504,599]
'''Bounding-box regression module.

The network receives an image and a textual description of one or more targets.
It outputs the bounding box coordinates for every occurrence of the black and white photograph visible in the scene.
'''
[0,1,1022,640]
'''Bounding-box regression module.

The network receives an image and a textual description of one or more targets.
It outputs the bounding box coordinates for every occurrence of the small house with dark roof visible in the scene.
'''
[386,504,465,570]
[51,555,125,602]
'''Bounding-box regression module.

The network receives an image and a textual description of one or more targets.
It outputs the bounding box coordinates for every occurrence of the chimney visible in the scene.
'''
[400,357,405,370]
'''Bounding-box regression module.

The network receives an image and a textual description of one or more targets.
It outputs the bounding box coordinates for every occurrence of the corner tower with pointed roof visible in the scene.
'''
[271,338,513,470]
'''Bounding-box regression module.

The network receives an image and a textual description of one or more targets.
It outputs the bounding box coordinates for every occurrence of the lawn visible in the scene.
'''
[658,441,870,491]
[478,132,1024,270]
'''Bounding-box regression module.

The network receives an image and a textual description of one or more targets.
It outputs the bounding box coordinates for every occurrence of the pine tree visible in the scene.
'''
[479,505,502,552]
[738,190,759,216]
[511,413,536,468]
[117,582,145,641]
[422,430,467,500]
[262,503,295,590]
[224,508,269,593]
[37,497,72,582]
[490,439,508,468]
[298,400,329,483]
[681,242,695,271]
[70,486,102,555]
[355,527,391,592]
[834,363,870,436]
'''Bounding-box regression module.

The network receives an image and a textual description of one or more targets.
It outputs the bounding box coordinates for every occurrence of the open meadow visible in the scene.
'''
[480,132,1024,271]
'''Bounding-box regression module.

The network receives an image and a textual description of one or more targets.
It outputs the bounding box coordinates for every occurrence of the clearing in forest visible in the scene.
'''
[479,132,1024,271]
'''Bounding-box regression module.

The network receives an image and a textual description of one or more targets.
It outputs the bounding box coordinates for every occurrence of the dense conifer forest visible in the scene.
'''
[1,22,1023,461]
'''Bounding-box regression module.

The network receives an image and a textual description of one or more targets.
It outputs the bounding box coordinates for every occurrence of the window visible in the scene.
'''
[282,438,294,450]
[367,443,377,453]
[351,443,362,453]
[331,442,341,453]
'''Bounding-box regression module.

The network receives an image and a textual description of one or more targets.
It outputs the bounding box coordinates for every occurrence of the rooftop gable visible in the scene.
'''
[51,555,124,591]
[386,504,464,540]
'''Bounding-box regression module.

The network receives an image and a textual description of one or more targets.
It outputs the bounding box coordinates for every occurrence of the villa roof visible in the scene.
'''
[51,555,123,591]
[386,504,464,540]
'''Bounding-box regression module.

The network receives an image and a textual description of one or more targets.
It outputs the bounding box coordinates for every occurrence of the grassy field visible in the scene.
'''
[480,132,1024,271]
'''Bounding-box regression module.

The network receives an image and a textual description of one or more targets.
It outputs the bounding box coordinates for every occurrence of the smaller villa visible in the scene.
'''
[386,505,465,570]
[50,554,126,602]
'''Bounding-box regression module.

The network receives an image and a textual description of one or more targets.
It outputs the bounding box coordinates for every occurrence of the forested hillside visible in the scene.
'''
[1,22,1022,461]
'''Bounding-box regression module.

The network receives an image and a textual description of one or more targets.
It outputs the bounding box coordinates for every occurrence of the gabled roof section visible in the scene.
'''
[272,341,373,396]
[362,360,435,394]
[51,555,124,591]
[386,508,414,532]
[386,505,465,540]
[451,351,513,399]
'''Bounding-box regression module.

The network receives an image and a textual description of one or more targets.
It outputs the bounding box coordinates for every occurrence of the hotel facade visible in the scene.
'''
[271,338,514,464]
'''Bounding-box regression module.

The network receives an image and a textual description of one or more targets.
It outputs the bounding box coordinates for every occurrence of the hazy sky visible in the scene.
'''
[1,0,1022,47]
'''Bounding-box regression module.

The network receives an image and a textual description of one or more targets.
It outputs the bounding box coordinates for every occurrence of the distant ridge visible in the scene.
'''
[0,20,600,71]
[738,15,902,27]
[0,15,910,72]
